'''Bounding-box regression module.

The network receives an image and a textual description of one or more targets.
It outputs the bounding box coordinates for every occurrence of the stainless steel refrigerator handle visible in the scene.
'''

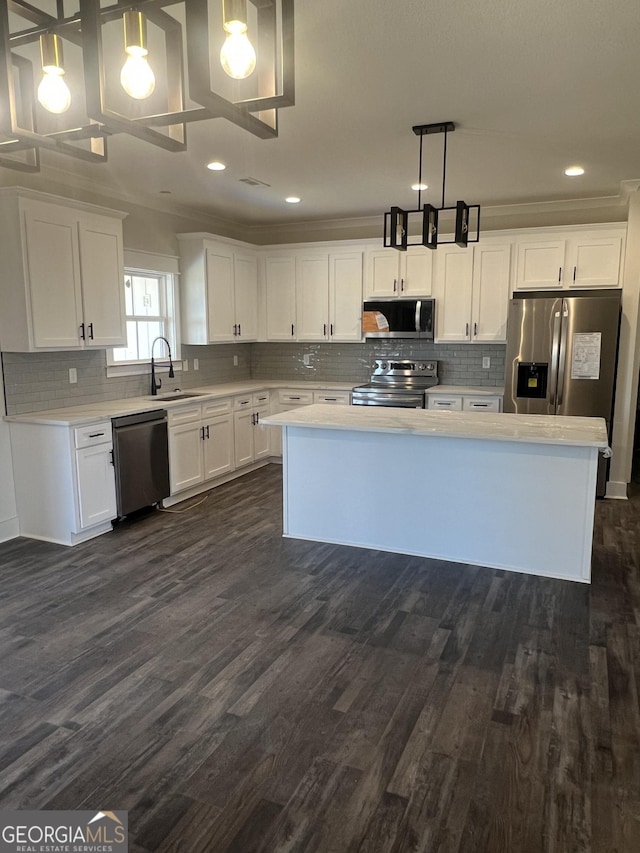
[556,304,570,407]
[549,308,562,407]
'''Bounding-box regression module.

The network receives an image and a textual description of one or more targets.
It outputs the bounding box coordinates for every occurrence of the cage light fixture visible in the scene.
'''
[383,121,481,251]
[0,0,295,172]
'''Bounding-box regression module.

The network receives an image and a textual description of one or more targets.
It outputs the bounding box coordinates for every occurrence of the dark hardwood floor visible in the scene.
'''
[1,464,640,852]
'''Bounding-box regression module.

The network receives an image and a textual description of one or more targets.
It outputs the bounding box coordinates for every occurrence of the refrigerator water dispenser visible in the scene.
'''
[516,363,548,399]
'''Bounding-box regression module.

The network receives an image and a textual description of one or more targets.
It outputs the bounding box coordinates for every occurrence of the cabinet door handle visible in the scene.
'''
[238,323,241,336]
[325,397,337,401]
[233,324,237,336]
[465,322,469,338]
[330,323,334,336]
[323,323,327,336]
[393,278,397,293]
[255,411,260,424]
[291,324,295,337]
[88,432,105,438]
[206,425,210,439]
[573,266,577,282]
[88,322,94,340]
[400,278,405,292]
[109,450,114,465]
[80,323,85,341]
[558,267,562,282]
[200,426,205,440]
[473,322,477,337]
[251,413,256,426]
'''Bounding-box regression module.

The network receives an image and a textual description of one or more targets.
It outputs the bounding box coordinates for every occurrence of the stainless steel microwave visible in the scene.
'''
[362,299,435,340]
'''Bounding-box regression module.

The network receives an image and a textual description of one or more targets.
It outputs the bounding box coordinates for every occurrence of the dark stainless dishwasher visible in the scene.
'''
[111,409,170,517]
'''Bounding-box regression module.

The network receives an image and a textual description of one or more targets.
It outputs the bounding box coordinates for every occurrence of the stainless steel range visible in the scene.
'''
[352,359,438,408]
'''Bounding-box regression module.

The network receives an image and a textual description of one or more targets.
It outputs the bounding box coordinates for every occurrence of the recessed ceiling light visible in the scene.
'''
[411,183,428,191]
[285,196,301,204]
[564,166,585,177]
[207,161,226,171]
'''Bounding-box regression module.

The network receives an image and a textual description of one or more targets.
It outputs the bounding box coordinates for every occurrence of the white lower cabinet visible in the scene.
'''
[234,392,271,468]
[9,419,116,545]
[427,393,502,412]
[168,399,234,494]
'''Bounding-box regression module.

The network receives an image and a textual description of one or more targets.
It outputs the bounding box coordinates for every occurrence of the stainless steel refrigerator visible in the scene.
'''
[503,289,621,496]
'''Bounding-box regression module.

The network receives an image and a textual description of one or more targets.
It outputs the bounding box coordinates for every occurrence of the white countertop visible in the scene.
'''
[262,404,609,449]
[4,381,356,427]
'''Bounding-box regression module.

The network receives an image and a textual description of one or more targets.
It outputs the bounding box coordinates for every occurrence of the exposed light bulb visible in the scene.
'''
[37,33,71,114]
[121,54,156,99]
[121,10,156,100]
[38,70,71,114]
[220,22,256,79]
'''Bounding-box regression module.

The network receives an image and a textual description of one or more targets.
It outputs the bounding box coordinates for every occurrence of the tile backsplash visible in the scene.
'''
[2,340,505,415]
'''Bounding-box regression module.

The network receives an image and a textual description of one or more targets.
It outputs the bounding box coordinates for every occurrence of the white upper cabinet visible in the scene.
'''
[0,189,127,352]
[263,248,363,342]
[329,252,363,341]
[365,246,433,297]
[264,254,297,340]
[434,241,512,343]
[179,236,258,344]
[514,228,625,290]
[296,253,329,341]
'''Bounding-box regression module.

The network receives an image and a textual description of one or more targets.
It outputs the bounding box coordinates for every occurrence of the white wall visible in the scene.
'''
[607,190,640,497]
[0,366,18,542]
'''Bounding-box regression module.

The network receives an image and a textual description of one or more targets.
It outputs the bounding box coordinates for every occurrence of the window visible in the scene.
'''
[106,250,181,376]
[112,271,175,363]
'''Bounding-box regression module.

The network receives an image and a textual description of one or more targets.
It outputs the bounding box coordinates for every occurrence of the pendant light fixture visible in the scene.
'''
[37,33,71,114]
[120,10,156,100]
[0,0,295,172]
[383,121,481,252]
[220,0,257,80]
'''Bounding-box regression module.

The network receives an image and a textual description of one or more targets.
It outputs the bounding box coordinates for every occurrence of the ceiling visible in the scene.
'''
[8,0,640,233]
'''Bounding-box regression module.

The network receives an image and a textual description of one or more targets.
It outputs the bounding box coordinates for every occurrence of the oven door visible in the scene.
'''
[352,391,425,408]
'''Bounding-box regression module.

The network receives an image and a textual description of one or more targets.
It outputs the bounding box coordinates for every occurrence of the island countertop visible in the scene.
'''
[261,404,609,449]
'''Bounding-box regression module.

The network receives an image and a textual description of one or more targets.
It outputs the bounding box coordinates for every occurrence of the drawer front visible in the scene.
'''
[252,391,270,407]
[313,391,351,405]
[234,395,254,411]
[462,396,502,413]
[167,404,202,426]
[202,397,232,418]
[427,396,463,411]
[74,421,112,448]
[278,390,314,405]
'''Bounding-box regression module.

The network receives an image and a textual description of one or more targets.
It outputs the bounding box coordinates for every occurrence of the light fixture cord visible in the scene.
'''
[441,128,448,208]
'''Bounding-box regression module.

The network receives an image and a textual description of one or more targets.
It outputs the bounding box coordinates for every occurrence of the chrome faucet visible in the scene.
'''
[150,336,174,395]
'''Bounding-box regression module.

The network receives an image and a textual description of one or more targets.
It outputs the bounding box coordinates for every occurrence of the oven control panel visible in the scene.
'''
[372,359,438,378]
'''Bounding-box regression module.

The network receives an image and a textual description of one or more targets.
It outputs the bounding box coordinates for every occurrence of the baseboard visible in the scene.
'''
[605,480,628,499]
[0,516,19,543]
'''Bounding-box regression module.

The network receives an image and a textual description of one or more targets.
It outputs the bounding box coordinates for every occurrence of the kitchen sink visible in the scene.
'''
[147,393,207,401]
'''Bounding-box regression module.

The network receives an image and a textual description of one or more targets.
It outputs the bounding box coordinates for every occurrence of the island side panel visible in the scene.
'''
[282,426,598,582]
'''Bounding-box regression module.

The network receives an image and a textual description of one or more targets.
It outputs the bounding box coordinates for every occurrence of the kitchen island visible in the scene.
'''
[261,406,610,583]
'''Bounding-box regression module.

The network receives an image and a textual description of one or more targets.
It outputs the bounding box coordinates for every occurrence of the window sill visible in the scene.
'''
[106,361,184,379]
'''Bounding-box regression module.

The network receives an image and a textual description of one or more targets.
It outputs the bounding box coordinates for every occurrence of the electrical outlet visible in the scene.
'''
[193,358,199,370]
[183,360,189,372]
[482,356,491,369]
[69,368,77,384]
[233,355,238,366]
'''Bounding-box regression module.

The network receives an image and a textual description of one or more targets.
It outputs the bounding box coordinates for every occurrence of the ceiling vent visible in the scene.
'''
[238,176,271,188]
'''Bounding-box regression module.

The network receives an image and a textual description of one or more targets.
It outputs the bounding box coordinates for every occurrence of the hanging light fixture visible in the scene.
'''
[37,33,71,114]
[220,0,257,80]
[0,0,295,172]
[383,121,481,251]
[120,11,156,100]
